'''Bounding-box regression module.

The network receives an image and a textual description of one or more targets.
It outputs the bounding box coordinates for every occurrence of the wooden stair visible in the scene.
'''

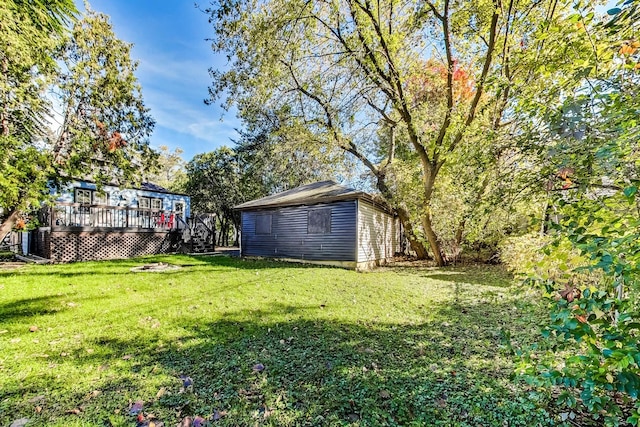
[185,213,216,253]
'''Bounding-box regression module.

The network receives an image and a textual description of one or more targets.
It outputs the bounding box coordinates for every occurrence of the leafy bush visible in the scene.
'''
[0,250,14,261]
[516,189,640,426]
[499,233,590,279]
[499,233,547,275]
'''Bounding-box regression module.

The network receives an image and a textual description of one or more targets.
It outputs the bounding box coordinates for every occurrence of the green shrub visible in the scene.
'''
[498,233,547,275]
[516,189,640,426]
[499,233,595,283]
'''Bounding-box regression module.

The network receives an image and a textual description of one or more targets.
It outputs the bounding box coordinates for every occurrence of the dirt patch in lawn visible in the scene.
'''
[0,262,25,270]
[130,262,183,273]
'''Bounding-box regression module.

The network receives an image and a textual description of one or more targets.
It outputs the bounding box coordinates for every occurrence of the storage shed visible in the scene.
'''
[234,181,400,269]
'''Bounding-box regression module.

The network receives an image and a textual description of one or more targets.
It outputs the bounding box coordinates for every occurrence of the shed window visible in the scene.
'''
[255,214,272,235]
[151,198,163,210]
[308,208,331,234]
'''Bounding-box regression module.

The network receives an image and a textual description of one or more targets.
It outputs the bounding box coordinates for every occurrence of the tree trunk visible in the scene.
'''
[396,206,429,259]
[222,217,230,247]
[0,210,19,245]
[421,210,445,267]
[1,56,9,136]
[454,219,465,247]
[232,217,240,247]
[421,163,446,266]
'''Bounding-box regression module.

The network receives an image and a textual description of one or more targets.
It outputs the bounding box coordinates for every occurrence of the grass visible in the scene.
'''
[0,255,552,426]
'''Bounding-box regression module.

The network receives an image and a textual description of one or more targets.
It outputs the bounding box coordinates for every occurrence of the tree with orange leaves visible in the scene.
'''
[52,9,156,186]
[207,0,570,265]
[0,7,156,240]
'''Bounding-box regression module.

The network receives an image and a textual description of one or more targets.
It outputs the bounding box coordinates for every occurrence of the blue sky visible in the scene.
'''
[79,0,240,161]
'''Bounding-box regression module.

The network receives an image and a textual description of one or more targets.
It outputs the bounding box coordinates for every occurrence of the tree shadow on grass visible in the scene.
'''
[0,294,82,323]
[388,264,514,288]
[0,298,553,427]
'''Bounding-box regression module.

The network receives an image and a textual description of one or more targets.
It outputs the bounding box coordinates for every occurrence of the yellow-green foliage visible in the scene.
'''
[499,234,593,284]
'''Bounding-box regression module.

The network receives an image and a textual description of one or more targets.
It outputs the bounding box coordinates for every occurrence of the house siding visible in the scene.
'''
[357,201,398,263]
[56,180,191,218]
[241,200,357,262]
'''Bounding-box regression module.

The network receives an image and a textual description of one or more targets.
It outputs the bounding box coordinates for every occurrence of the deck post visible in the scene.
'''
[125,207,129,228]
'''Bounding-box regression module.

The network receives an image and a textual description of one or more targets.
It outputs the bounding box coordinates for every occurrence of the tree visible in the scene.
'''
[511,2,640,424]
[146,145,187,192]
[234,108,348,195]
[0,0,77,237]
[185,147,244,246]
[52,9,156,187]
[0,6,156,239]
[206,0,567,265]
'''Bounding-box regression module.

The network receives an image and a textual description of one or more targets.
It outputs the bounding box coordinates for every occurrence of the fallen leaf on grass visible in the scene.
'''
[29,326,38,332]
[86,390,101,399]
[212,410,227,421]
[257,405,273,419]
[35,406,42,414]
[193,416,208,426]
[66,408,82,414]
[178,415,209,427]
[136,412,164,427]
[156,387,168,398]
[122,354,133,360]
[178,375,194,393]
[129,400,144,415]
[28,395,45,403]
[379,390,391,400]
[179,375,193,388]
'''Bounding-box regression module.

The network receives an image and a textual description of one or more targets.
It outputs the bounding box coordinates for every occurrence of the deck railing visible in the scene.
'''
[46,202,183,230]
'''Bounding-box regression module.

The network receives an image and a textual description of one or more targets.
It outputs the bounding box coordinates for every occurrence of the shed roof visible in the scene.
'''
[234,180,391,213]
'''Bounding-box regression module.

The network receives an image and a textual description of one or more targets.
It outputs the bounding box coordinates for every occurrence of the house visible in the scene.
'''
[27,179,211,263]
[234,181,401,270]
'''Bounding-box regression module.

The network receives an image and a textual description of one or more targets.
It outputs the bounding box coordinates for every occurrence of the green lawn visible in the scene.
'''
[0,255,552,426]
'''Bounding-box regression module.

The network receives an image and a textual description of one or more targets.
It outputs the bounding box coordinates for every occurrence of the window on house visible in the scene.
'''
[93,192,108,205]
[75,189,92,204]
[151,198,163,210]
[139,197,151,209]
[255,214,272,235]
[174,201,184,216]
[308,208,331,234]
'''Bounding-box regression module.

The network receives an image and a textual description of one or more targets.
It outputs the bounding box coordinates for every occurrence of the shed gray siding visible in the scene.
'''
[241,200,357,262]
